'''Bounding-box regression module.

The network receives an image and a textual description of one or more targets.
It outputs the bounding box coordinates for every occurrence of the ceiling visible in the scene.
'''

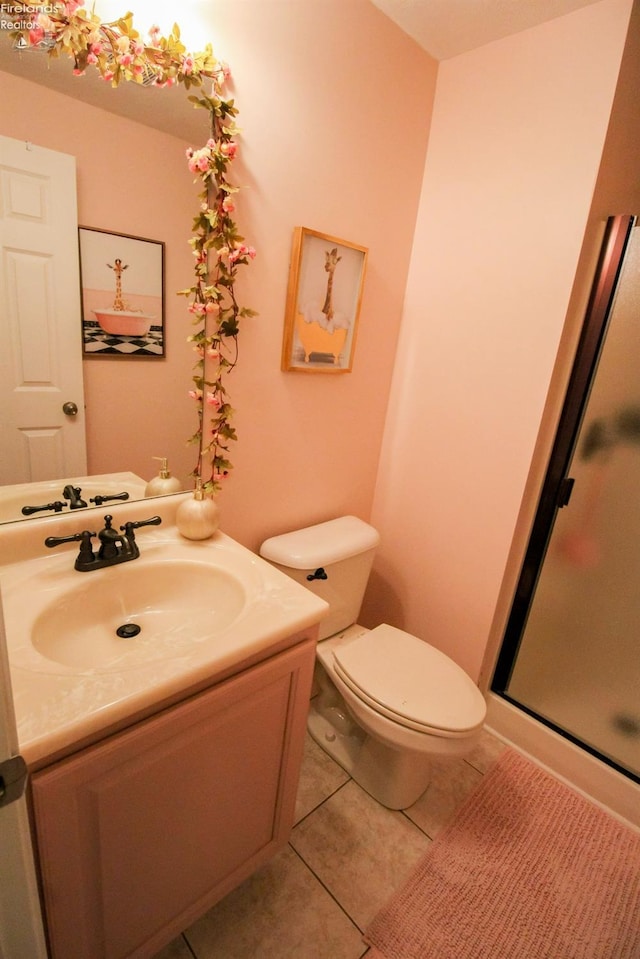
[369,0,603,60]
[0,0,605,142]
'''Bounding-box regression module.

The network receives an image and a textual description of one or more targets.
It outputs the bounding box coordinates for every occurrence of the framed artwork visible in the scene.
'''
[78,227,165,357]
[282,227,368,373]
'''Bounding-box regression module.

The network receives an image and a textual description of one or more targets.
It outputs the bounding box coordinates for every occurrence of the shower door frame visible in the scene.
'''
[491,213,637,781]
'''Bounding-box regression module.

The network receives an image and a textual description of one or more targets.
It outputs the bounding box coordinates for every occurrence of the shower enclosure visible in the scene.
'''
[493,215,639,785]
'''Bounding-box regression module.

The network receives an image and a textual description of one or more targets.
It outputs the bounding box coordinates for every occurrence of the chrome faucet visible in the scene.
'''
[45,514,162,571]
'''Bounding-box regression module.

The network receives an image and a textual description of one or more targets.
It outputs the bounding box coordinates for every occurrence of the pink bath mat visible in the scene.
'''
[365,749,640,959]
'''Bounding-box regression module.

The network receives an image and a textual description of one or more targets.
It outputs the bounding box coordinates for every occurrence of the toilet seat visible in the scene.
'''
[332,624,486,737]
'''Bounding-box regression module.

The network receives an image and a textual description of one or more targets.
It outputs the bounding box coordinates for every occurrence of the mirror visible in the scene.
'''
[0,24,216,524]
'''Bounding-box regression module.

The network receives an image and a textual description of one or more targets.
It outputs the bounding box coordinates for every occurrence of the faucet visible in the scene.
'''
[63,485,88,510]
[21,483,87,516]
[45,514,162,571]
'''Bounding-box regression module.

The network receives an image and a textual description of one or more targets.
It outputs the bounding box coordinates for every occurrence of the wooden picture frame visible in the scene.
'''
[78,227,165,357]
[282,227,368,373]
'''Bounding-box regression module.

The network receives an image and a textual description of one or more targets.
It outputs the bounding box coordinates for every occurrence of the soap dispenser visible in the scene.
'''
[144,457,182,496]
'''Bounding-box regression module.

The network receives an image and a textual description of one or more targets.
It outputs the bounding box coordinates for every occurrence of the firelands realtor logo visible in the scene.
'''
[0,2,56,32]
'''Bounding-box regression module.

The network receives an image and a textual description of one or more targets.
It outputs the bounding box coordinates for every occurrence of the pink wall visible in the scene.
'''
[0,1,437,550]
[364,0,633,681]
[203,0,437,548]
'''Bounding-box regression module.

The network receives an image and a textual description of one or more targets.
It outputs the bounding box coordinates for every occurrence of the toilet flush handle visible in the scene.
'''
[307,567,328,582]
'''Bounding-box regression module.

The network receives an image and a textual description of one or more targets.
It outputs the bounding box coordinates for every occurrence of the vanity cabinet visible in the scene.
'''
[30,638,315,959]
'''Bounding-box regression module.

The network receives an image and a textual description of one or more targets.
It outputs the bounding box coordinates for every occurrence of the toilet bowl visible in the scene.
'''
[259,516,487,809]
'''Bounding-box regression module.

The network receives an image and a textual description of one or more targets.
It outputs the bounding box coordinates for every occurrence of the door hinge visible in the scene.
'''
[0,755,28,809]
[556,476,575,508]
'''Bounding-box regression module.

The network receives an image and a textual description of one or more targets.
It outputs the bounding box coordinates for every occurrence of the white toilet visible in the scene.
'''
[259,515,487,809]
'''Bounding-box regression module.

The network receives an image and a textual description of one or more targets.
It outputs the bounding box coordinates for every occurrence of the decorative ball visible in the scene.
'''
[176,494,220,540]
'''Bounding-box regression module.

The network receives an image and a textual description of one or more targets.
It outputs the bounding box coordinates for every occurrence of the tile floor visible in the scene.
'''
[153,728,506,959]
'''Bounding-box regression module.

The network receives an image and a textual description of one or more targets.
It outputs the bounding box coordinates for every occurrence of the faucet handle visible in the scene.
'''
[89,492,130,506]
[45,530,96,549]
[23,501,67,516]
[120,515,162,535]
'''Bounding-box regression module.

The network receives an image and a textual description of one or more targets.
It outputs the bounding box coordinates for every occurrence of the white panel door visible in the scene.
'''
[0,135,86,485]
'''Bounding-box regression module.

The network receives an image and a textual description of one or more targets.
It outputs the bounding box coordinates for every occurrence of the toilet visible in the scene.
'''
[259,515,486,809]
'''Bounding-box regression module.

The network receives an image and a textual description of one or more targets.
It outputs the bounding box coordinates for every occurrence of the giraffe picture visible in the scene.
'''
[282,227,368,373]
[78,227,165,357]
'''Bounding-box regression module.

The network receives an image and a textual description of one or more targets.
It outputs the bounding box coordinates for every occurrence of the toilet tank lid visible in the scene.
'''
[259,515,380,569]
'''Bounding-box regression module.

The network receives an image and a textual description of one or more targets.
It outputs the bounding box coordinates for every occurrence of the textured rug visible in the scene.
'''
[365,749,640,959]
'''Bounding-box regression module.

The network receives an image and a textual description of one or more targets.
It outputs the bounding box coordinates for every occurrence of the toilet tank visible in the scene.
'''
[259,516,380,640]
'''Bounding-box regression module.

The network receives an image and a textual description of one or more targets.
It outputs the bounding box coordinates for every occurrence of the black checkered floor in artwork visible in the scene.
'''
[83,324,164,356]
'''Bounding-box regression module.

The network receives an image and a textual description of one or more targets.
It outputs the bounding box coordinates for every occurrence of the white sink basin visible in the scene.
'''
[31,560,247,671]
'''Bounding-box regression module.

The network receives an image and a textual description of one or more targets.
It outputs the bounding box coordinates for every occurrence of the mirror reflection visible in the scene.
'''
[0,30,208,523]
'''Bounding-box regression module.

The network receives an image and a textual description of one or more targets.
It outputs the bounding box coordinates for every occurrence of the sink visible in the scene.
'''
[31,560,247,671]
[0,499,329,767]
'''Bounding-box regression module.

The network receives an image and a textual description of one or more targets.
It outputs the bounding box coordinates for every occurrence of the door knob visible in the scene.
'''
[62,401,79,416]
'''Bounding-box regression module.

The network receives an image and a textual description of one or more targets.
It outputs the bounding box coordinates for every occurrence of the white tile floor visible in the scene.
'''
[153,729,506,959]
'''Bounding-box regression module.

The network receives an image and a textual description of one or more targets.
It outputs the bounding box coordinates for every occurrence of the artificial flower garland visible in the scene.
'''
[13,1,255,493]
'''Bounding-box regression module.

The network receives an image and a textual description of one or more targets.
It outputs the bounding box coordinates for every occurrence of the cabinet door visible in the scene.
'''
[31,639,314,959]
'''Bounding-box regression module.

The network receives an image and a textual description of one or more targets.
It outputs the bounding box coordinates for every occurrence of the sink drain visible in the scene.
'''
[116,623,141,639]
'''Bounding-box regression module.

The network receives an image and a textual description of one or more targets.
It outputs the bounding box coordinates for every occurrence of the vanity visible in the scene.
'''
[0,494,328,959]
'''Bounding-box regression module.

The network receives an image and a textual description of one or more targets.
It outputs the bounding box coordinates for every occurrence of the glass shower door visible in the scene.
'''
[493,216,640,782]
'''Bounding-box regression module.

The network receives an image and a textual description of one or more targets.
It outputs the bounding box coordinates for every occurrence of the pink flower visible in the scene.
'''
[213,62,231,85]
[73,67,86,76]
[87,52,98,65]
[186,147,211,174]
[148,24,161,47]
[206,392,222,409]
[220,141,237,159]
[133,40,145,56]
[90,41,102,54]
[206,345,220,358]
[205,301,220,314]
[102,69,115,83]
[182,54,195,76]
[118,53,133,67]
[188,389,203,401]
[28,26,45,45]
[229,243,257,264]
[222,196,235,214]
